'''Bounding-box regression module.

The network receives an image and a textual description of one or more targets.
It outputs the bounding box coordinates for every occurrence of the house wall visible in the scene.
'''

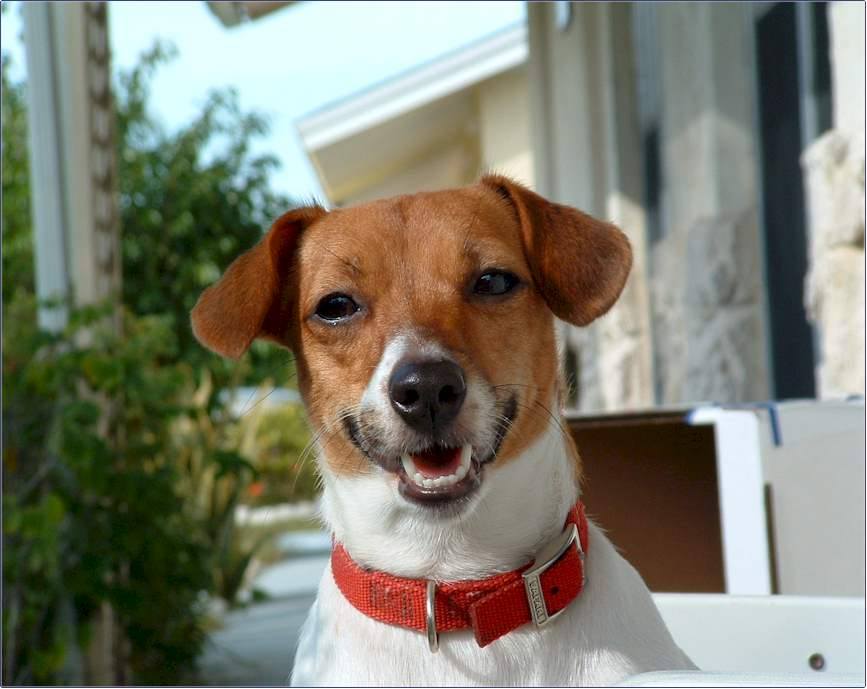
[477,67,534,187]
[527,2,655,411]
[528,2,780,411]
[340,66,534,207]
[341,140,478,206]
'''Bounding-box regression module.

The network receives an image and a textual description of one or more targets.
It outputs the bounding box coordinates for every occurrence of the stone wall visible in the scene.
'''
[800,1,865,399]
[649,208,770,405]
[802,130,865,398]
[682,209,769,402]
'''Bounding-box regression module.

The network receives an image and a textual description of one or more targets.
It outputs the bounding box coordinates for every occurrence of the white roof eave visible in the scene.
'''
[297,24,527,152]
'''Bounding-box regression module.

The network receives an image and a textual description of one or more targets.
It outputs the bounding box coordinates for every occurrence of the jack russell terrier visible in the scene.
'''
[192,176,696,685]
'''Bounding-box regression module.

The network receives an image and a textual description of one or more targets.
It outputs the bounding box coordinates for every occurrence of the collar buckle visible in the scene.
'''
[425,580,439,653]
[521,522,582,627]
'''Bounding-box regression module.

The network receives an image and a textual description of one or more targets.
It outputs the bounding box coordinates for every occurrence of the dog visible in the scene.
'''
[191,176,696,685]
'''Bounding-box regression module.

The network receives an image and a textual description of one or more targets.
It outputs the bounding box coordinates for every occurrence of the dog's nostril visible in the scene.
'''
[439,385,459,405]
[401,389,420,406]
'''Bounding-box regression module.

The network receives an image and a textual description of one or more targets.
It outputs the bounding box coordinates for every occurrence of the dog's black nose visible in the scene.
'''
[388,360,467,435]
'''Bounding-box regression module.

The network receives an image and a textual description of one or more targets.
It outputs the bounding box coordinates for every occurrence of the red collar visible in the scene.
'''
[331,501,588,649]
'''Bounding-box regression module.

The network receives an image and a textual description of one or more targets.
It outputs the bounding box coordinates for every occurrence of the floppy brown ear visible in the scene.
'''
[191,206,326,359]
[480,175,632,326]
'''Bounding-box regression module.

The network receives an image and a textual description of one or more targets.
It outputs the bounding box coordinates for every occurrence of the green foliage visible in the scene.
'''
[171,369,267,606]
[1,52,34,306]
[3,298,212,685]
[248,404,319,505]
[1,38,317,685]
[115,42,296,388]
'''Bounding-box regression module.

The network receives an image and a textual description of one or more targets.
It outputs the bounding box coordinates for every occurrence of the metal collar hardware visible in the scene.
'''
[522,523,582,627]
[426,579,439,653]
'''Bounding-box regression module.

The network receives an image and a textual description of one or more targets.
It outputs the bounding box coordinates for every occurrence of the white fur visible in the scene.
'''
[291,418,696,686]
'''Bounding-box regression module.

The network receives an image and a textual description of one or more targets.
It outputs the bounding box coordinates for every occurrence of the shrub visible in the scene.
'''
[1,34,315,684]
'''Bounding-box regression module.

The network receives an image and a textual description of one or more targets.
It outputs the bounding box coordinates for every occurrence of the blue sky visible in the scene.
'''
[2,1,525,200]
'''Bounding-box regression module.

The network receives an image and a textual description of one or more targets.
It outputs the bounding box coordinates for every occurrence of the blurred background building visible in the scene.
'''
[293,2,866,414]
[203,1,867,414]
[527,2,864,413]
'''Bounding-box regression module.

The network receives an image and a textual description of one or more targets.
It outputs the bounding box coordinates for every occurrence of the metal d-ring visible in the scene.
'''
[426,580,439,653]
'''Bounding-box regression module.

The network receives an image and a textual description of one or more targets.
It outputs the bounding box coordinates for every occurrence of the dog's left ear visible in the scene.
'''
[480,175,632,326]
[191,206,326,359]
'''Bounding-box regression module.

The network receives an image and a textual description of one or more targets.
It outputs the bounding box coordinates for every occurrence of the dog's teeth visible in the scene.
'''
[457,445,472,478]
[401,454,415,476]
[401,446,474,490]
[460,444,472,469]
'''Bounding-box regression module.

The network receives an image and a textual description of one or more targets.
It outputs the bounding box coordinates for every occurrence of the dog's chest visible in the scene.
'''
[292,526,695,686]
[298,567,631,686]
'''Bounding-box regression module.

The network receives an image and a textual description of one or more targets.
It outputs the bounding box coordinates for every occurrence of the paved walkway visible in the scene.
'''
[198,553,328,686]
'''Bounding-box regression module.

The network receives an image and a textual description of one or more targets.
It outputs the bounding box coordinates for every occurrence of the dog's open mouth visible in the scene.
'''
[398,444,480,503]
[343,394,516,508]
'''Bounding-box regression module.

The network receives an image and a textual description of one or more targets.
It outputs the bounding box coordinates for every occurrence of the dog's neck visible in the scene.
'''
[319,419,579,581]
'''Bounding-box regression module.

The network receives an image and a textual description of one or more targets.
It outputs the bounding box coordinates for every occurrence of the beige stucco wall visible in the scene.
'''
[477,67,535,188]
[339,66,533,207]
[341,140,478,206]
[527,1,864,409]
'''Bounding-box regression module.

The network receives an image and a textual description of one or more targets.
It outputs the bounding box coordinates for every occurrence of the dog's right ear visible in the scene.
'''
[479,175,632,327]
[191,206,326,359]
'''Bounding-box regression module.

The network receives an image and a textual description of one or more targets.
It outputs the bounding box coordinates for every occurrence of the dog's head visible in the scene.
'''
[192,176,631,517]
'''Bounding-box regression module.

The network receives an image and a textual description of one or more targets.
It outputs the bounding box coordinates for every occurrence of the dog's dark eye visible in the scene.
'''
[314,293,360,322]
[473,270,520,296]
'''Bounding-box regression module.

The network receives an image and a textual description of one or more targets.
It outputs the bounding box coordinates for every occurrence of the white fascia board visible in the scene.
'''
[688,406,773,595]
[297,24,527,152]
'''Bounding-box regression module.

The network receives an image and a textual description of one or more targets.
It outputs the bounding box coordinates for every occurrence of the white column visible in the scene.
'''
[594,4,654,411]
[21,4,123,684]
[22,3,71,332]
[22,2,121,331]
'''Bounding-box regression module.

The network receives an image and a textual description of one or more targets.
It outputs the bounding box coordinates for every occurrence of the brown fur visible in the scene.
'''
[191,177,632,479]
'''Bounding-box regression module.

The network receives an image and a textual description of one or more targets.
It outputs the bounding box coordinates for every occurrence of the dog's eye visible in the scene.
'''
[314,293,360,322]
[473,270,520,296]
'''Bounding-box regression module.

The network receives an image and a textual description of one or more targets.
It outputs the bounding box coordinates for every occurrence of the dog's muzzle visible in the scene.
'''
[343,371,518,509]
